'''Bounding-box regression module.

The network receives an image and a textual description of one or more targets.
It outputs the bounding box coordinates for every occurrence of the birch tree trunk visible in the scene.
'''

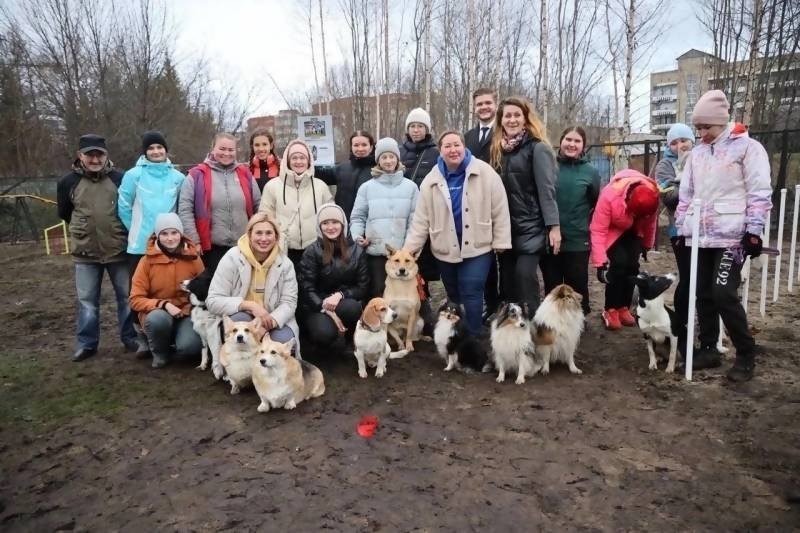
[742,0,763,124]
[539,0,548,125]
[318,0,329,115]
[423,0,432,111]
[622,0,635,140]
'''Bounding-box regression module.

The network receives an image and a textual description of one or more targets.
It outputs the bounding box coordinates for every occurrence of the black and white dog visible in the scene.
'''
[433,301,487,372]
[634,272,680,373]
[181,273,224,379]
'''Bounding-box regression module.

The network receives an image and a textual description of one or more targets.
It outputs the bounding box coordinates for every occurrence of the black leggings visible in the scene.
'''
[540,250,591,314]
[366,254,388,298]
[499,251,542,312]
[202,245,233,277]
[604,232,642,310]
[301,298,362,348]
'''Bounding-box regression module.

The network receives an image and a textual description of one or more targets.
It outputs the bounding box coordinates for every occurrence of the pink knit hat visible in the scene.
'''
[692,90,730,126]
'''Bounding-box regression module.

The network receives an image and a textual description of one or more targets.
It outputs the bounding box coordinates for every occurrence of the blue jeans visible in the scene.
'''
[229,312,295,344]
[74,261,137,350]
[437,253,493,336]
[143,309,203,360]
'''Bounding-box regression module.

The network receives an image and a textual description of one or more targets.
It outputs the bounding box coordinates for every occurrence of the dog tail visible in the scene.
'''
[389,349,409,359]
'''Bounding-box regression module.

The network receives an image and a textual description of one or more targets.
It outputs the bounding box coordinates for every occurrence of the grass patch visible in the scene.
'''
[0,353,127,429]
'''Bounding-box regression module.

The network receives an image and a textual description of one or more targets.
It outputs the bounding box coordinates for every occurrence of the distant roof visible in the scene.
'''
[677,49,723,62]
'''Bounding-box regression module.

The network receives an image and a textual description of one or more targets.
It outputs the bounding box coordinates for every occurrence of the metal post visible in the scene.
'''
[773,189,787,302]
[685,199,702,381]
[759,210,772,317]
[789,185,800,292]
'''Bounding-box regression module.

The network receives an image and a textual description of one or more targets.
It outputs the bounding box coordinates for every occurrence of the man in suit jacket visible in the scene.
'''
[464,87,497,164]
[463,88,500,322]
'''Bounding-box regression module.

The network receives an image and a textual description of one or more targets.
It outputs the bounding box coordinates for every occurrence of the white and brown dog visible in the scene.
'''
[383,245,426,352]
[181,274,223,379]
[219,316,265,394]
[532,284,585,375]
[353,297,409,378]
[252,337,325,412]
[489,302,536,384]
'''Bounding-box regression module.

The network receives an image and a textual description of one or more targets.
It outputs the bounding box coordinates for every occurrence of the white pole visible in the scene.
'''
[741,257,751,311]
[759,210,772,317]
[789,185,800,292]
[685,198,702,381]
[773,189,787,302]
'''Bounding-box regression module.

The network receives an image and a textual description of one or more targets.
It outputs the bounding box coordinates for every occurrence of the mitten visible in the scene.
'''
[741,232,763,258]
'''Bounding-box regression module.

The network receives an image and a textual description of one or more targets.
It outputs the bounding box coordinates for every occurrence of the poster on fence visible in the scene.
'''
[297,115,335,166]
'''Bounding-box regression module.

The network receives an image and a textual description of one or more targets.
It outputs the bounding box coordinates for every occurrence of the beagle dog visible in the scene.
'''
[353,297,409,378]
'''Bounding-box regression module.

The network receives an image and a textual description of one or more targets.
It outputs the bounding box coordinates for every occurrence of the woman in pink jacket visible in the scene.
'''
[675,90,772,382]
[589,169,659,330]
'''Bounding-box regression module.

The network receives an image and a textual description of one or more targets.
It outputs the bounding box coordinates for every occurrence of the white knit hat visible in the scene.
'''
[375,137,401,160]
[405,108,432,133]
[154,212,183,235]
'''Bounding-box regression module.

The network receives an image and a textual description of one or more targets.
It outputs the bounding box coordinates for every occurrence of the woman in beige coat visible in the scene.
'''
[405,131,511,335]
[259,139,332,270]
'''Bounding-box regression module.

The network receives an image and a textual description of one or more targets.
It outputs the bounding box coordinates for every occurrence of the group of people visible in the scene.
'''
[56,87,771,382]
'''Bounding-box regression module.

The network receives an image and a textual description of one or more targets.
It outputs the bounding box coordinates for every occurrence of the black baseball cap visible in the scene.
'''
[78,134,108,154]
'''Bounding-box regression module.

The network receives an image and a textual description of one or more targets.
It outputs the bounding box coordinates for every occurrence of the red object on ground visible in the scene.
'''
[357,415,379,438]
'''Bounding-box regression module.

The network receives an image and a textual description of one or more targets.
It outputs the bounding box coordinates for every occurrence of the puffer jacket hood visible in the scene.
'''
[279,139,316,185]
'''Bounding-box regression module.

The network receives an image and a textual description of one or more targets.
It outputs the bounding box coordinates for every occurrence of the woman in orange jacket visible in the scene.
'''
[130,213,205,368]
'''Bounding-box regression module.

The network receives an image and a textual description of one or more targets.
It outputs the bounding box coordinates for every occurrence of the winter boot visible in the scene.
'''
[617,307,636,327]
[727,351,755,382]
[151,352,168,369]
[692,345,722,370]
[602,308,622,330]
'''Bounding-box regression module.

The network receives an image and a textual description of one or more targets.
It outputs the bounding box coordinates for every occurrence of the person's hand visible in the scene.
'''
[322,292,343,312]
[356,236,370,247]
[670,236,686,248]
[241,301,277,329]
[548,225,562,255]
[741,232,763,258]
[164,302,182,317]
[597,264,610,284]
[493,248,505,254]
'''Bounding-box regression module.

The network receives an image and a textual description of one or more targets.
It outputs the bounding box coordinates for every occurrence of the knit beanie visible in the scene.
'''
[692,90,730,126]
[626,184,659,218]
[316,203,347,237]
[666,123,694,145]
[154,212,183,235]
[405,108,432,133]
[142,130,168,154]
[375,137,401,161]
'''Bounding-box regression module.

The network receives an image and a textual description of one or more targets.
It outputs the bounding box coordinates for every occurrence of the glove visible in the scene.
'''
[670,236,685,248]
[641,249,649,262]
[741,232,763,258]
[597,265,610,284]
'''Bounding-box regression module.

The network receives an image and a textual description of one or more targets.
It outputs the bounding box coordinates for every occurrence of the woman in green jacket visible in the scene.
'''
[540,126,601,315]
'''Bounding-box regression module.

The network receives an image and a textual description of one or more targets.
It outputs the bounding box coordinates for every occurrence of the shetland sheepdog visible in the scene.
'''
[433,301,487,372]
[489,302,536,384]
[532,284,585,375]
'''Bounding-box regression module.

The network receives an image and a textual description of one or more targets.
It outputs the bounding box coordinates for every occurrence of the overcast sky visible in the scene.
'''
[170,0,710,132]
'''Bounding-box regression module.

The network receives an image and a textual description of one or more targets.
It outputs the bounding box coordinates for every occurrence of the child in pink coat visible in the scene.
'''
[589,169,659,330]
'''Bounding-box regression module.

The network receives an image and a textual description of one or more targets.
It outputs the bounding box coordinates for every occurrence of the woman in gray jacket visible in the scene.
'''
[350,137,419,297]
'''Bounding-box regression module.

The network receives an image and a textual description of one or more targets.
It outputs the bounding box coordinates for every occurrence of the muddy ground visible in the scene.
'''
[0,243,798,531]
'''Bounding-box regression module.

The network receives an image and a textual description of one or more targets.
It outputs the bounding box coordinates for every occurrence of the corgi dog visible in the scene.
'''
[219,316,265,394]
[353,297,409,378]
[490,302,536,384]
[252,337,325,412]
[532,284,585,375]
[383,245,426,352]
[634,272,680,373]
[433,301,487,372]
[181,274,223,379]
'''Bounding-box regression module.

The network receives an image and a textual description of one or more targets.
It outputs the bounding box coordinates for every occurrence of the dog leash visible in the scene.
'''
[323,309,347,335]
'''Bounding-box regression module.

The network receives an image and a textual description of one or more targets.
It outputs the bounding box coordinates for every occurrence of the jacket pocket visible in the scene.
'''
[712,199,747,238]
[429,228,450,255]
[473,221,493,248]
[69,216,93,255]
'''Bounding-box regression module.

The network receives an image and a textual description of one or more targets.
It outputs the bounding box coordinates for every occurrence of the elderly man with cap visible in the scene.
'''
[674,89,773,381]
[129,212,205,368]
[57,134,138,361]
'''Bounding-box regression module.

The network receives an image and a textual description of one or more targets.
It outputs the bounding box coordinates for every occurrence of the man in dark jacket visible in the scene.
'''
[57,134,137,361]
[464,88,499,320]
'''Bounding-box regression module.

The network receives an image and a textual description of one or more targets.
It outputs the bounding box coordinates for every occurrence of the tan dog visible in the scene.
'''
[252,337,325,412]
[383,245,426,352]
[353,297,409,378]
[219,316,265,394]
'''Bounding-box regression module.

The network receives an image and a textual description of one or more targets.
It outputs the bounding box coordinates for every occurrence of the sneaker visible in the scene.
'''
[617,307,636,327]
[726,353,755,382]
[151,353,168,369]
[692,345,722,370]
[602,309,622,330]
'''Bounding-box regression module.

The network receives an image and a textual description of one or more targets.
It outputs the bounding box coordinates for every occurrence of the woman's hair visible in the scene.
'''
[489,96,549,169]
[246,212,281,245]
[437,130,465,147]
[210,132,237,151]
[350,130,375,151]
[321,224,350,265]
[248,128,277,161]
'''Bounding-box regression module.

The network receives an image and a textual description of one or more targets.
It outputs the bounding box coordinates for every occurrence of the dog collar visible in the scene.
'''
[359,319,381,333]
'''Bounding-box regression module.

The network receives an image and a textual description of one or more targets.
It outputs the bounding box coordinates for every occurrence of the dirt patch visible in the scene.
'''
[1,244,798,530]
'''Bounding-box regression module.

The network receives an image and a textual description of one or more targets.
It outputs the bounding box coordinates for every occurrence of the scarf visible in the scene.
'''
[238,234,280,304]
[156,238,193,259]
[501,130,528,153]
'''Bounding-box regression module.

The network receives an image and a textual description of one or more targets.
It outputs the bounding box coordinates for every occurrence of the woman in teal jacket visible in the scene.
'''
[118,131,186,270]
[540,126,601,315]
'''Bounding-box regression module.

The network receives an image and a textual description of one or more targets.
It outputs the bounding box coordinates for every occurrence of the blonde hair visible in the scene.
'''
[246,212,281,242]
[489,96,549,170]
[437,130,465,147]
[210,132,237,151]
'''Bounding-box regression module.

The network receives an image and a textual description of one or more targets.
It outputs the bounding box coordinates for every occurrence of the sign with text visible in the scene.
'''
[297,115,335,166]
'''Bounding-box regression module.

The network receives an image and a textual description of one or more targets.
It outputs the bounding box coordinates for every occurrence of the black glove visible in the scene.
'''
[641,249,649,262]
[597,265,610,284]
[741,232,763,258]
[670,236,685,248]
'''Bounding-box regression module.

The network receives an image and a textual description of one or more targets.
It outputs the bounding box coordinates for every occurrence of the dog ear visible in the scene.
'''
[223,315,234,333]
[249,317,266,340]
[411,248,422,260]
[362,301,381,330]
[385,244,397,257]
[281,338,296,353]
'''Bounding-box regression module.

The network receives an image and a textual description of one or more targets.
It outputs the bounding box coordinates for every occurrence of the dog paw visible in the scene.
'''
[648,362,658,370]
[665,365,675,374]
[419,335,432,342]
[444,364,454,372]
[515,376,526,385]
[481,363,494,373]
[230,384,240,395]
[284,400,297,410]
[405,341,415,352]
[540,366,550,375]
[212,364,224,380]
[257,402,270,413]
[569,366,583,375]
[358,370,368,379]
[495,375,505,383]
[195,363,206,371]
[375,369,385,378]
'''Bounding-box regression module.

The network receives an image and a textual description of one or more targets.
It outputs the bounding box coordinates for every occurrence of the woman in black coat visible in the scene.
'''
[489,96,561,313]
[315,131,376,219]
[298,203,369,350]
